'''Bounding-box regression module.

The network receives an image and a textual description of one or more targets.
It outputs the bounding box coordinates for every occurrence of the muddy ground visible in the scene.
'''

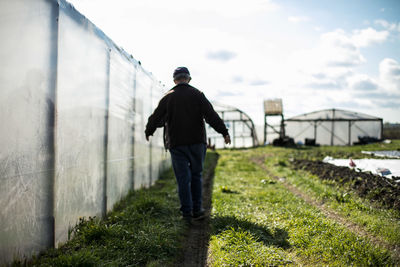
[291,159,400,212]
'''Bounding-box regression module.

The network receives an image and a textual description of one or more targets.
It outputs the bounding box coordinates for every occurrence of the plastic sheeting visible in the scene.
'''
[0,0,58,263]
[362,150,400,159]
[323,157,400,180]
[285,109,383,146]
[0,0,169,264]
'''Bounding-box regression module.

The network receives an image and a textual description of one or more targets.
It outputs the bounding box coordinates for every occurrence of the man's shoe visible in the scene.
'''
[192,210,206,221]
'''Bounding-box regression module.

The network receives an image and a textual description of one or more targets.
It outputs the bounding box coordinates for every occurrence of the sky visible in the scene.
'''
[68,0,400,125]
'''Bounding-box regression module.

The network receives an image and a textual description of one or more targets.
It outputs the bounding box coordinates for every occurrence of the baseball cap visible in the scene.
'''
[173,67,190,79]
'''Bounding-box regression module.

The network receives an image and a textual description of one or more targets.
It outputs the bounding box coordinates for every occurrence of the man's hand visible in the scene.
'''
[146,135,150,141]
[224,135,231,145]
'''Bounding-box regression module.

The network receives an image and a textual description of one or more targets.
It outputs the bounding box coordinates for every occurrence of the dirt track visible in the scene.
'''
[175,154,218,267]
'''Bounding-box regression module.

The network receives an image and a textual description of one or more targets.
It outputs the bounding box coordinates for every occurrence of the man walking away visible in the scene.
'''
[145,67,231,223]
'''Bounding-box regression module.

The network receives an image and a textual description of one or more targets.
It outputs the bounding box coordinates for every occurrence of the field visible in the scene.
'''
[18,141,400,266]
[209,141,400,266]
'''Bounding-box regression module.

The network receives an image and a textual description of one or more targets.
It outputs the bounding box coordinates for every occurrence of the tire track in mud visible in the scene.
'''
[175,153,219,267]
[251,156,400,264]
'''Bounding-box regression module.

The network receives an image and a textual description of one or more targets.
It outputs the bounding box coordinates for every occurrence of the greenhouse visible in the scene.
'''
[0,0,168,263]
[285,109,383,146]
[206,103,259,149]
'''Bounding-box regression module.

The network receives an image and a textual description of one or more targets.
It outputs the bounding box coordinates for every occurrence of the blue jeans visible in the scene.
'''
[169,143,206,215]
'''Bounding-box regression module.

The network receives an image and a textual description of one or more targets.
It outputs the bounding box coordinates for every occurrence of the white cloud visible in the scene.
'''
[351,27,389,47]
[379,58,400,94]
[288,16,310,23]
[206,50,237,62]
[320,29,366,67]
[295,27,388,70]
[314,26,322,32]
[231,75,244,83]
[347,74,378,91]
[374,19,400,32]
[199,0,279,18]
[249,79,269,86]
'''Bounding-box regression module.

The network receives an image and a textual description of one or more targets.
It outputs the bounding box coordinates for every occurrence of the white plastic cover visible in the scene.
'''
[133,68,152,189]
[54,5,109,245]
[106,50,135,211]
[0,0,58,263]
[323,157,400,179]
[0,0,168,264]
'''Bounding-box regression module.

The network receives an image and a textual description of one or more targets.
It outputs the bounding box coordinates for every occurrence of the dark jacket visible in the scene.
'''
[145,83,228,148]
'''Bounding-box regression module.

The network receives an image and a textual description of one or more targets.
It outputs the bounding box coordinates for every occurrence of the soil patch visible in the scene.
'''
[291,159,400,212]
[175,153,219,267]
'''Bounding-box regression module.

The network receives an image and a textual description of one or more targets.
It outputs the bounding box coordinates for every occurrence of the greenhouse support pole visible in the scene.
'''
[102,48,112,218]
[251,128,255,147]
[348,121,352,146]
[131,65,137,190]
[331,109,335,146]
[314,122,317,141]
[47,2,60,249]
[149,80,154,187]
[233,121,236,147]
[264,114,267,144]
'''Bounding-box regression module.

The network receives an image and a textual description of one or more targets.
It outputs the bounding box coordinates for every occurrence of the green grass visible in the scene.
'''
[268,159,400,247]
[22,152,220,266]
[263,142,400,247]
[15,141,399,266]
[21,167,186,267]
[208,144,398,266]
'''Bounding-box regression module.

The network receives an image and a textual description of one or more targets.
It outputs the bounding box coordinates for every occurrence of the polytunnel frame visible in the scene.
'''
[209,102,259,148]
[285,108,383,146]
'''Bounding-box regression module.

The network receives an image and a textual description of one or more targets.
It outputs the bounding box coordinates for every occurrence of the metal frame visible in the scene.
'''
[208,103,258,148]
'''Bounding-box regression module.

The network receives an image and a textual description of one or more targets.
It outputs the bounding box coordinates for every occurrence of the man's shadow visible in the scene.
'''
[211,215,291,249]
